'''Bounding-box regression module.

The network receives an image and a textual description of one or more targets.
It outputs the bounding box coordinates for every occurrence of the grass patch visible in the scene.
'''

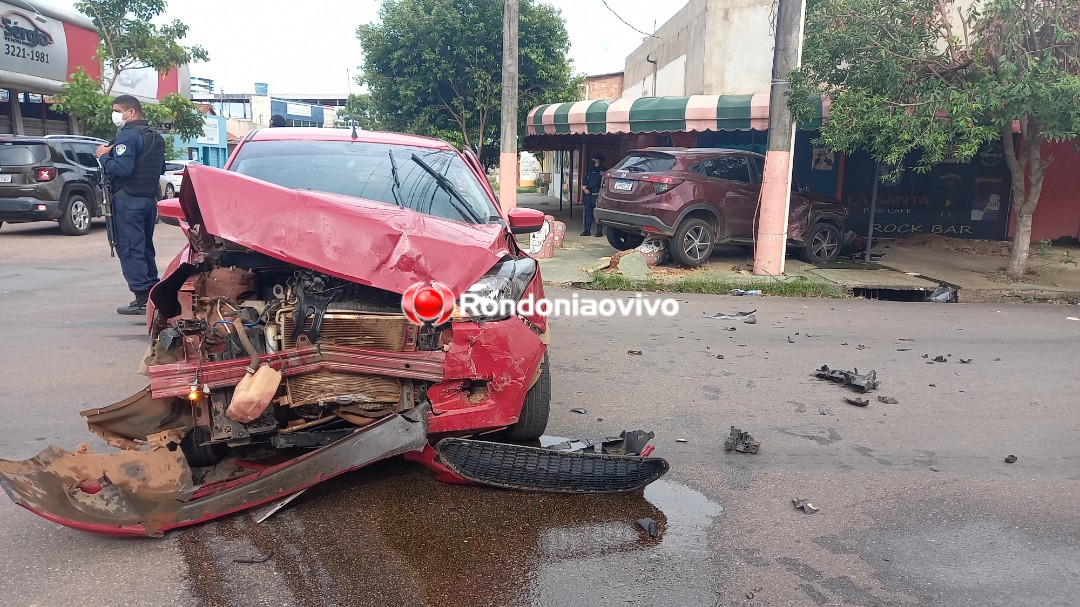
[584,272,845,298]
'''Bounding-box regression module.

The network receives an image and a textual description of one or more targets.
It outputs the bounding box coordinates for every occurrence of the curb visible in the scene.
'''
[958,289,1080,304]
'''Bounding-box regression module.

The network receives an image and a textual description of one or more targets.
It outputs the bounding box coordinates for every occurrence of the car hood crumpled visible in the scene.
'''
[178,164,511,296]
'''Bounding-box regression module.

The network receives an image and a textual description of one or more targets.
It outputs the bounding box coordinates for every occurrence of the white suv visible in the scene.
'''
[159,159,202,199]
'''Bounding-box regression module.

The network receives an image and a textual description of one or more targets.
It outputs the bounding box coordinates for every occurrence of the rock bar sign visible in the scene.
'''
[841,142,1012,240]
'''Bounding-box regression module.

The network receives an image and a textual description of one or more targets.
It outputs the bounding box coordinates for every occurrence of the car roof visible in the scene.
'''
[628,147,765,160]
[0,135,108,145]
[245,127,457,151]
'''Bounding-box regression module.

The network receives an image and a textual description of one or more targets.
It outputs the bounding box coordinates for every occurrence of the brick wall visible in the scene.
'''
[586,73,625,100]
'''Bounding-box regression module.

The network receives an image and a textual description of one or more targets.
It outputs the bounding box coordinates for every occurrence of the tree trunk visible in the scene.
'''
[1004,128,1050,279]
[1007,211,1033,278]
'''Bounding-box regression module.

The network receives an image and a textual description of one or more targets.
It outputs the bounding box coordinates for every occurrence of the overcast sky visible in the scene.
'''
[57,0,690,95]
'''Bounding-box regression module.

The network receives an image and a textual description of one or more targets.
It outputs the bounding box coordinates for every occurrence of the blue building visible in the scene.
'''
[167,113,229,168]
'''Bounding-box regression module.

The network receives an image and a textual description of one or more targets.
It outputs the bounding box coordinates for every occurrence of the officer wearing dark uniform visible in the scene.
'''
[96,95,166,315]
[580,152,605,237]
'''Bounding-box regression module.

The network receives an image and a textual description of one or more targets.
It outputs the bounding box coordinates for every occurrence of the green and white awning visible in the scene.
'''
[526,94,828,136]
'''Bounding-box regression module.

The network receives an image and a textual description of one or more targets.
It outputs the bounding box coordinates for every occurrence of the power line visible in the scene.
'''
[599,0,661,39]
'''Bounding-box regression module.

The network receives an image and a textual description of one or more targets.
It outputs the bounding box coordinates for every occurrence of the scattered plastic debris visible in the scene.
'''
[897,348,913,352]
[787,336,795,343]
[792,497,818,514]
[724,326,737,331]
[570,408,588,414]
[994,358,1002,361]
[929,466,940,472]
[922,354,929,358]
[704,309,757,320]
[233,552,273,564]
[715,354,725,359]
[856,344,867,350]
[676,438,688,443]
[931,284,957,302]
[730,289,762,296]
[898,338,915,342]
[637,517,659,538]
[959,358,973,364]
[724,426,760,454]
[929,383,937,387]
[933,355,947,363]
[1067,317,1079,321]
[877,396,899,404]
[1005,455,1018,464]
[845,397,870,407]
[814,365,880,392]
[546,430,656,456]
[628,350,643,356]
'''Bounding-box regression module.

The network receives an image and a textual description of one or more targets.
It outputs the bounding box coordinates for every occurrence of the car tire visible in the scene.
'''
[165,183,175,199]
[59,193,92,236]
[672,217,715,267]
[180,427,227,468]
[800,223,843,263]
[501,352,550,441]
[605,228,645,251]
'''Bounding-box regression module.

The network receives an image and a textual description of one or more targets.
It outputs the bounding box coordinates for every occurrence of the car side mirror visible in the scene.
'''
[157,198,185,227]
[507,207,546,234]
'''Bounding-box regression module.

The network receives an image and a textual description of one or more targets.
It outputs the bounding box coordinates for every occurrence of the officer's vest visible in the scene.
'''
[114,125,164,198]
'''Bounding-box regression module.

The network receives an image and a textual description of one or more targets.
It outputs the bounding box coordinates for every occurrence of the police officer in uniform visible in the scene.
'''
[96,95,166,315]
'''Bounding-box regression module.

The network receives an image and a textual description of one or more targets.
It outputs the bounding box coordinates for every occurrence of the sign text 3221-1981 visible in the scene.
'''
[4,44,49,63]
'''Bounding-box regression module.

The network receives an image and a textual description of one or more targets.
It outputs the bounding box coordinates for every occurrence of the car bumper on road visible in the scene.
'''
[594,208,675,237]
[0,198,61,222]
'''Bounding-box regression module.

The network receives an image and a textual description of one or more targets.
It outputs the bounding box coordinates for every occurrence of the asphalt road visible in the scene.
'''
[1,218,1078,607]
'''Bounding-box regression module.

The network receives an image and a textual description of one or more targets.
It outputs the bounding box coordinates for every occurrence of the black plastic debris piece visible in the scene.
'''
[724,326,737,331]
[959,358,973,364]
[994,358,1002,361]
[637,517,659,538]
[792,497,818,514]
[897,348,912,351]
[856,344,867,350]
[724,426,760,454]
[716,354,725,359]
[922,354,929,358]
[877,396,900,404]
[704,309,757,320]
[929,383,937,387]
[570,408,588,414]
[814,365,880,392]
[233,552,273,564]
[1005,455,1018,464]
[898,338,915,342]
[546,431,655,457]
[933,355,947,363]
[628,350,643,356]
[845,397,870,407]
[841,342,849,346]
[787,336,795,343]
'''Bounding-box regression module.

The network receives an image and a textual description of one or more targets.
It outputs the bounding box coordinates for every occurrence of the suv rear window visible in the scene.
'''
[165,163,187,172]
[612,152,677,174]
[0,144,48,166]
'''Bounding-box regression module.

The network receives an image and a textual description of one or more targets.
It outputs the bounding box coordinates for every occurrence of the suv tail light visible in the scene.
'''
[641,174,682,194]
[34,167,57,182]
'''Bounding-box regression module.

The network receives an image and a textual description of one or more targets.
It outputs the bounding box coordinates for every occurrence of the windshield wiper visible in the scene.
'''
[410,153,485,223]
[388,150,405,208]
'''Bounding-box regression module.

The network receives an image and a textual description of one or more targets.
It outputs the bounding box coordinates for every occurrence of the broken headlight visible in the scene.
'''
[456,257,537,321]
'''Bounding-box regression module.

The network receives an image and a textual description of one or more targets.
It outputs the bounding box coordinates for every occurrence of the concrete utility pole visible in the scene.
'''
[753,0,807,275]
[498,0,519,212]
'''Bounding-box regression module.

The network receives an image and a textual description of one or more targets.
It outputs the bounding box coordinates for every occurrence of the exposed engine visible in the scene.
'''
[144,251,445,466]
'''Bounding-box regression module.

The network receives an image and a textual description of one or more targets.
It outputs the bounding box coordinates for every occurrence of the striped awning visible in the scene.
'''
[526,94,828,136]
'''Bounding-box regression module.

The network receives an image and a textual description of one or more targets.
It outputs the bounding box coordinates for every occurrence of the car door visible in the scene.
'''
[703,154,758,239]
[62,143,104,205]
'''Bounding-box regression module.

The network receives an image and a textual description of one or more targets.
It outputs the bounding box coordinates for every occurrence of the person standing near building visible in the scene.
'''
[270,114,286,127]
[96,95,166,315]
[580,152,605,237]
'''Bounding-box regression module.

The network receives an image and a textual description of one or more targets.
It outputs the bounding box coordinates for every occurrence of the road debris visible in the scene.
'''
[676,438,688,443]
[233,552,273,564]
[1005,455,1018,463]
[792,497,819,514]
[746,587,763,599]
[933,355,947,363]
[959,358,973,364]
[845,397,870,407]
[929,466,940,472]
[931,284,957,302]
[730,289,762,296]
[856,344,867,350]
[570,408,588,414]
[636,517,659,538]
[253,489,307,524]
[1067,317,1079,321]
[704,309,756,320]
[877,396,900,404]
[898,338,915,342]
[715,354,725,359]
[897,348,912,351]
[546,430,656,456]
[814,365,880,392]
[724,426,760,454]
[787,336,795,343]
[628,350,643,356]
[922,354,929,358]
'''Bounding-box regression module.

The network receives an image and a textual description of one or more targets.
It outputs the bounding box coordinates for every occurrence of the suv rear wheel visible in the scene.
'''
[606,228,645,251]
[800,222,842,263]
[672,217,715,267]
[59,193,92,236]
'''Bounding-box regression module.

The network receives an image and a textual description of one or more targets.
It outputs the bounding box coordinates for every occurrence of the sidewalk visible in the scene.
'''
[513,194,1080,302]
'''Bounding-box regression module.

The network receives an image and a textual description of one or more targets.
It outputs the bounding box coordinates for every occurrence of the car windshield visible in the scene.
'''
[0,143,47,166]
[613,152,677,174]
[229,140,496,224]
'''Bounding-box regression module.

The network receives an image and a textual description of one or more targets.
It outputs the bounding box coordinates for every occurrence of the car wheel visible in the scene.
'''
[501,352,550,441]
[165,183,175,198]
[59,194,92,236]
[672,217,715,267]
[800,223,842,263]
[606,228,645,251]
[180,427,227,468]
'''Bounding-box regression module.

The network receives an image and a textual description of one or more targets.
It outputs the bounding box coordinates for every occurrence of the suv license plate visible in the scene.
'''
[0,175,11,183]
[613,180,633,191]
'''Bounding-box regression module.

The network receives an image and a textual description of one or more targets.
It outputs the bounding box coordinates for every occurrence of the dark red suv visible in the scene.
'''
[594,148,848,266]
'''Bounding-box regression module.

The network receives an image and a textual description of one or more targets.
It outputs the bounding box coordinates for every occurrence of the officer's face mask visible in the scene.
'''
[111,110,126,128]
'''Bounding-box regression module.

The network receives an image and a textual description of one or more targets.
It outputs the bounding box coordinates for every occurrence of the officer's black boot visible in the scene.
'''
[117,291,149,315]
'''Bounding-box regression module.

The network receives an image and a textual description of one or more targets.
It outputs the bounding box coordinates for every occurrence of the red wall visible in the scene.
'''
[1008,141,1080,242]
[63,23,102,81]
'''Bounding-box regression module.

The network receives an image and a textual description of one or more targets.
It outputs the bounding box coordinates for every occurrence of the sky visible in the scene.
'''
[55,0,690,95]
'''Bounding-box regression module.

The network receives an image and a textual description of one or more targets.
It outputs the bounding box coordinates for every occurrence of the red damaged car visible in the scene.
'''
[0,129,566,536]
[595,148,848,266]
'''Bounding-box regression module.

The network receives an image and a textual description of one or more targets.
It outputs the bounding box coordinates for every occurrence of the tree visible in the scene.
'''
[356,0,583,162]
[791,0,1080,278]
[334,93,386,130]
[51,0,208,146]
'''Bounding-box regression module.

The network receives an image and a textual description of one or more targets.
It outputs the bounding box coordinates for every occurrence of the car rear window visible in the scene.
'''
[612,152,677,174]
[229,140,497,224]
[0,144,48,166]
[165,163,186,172]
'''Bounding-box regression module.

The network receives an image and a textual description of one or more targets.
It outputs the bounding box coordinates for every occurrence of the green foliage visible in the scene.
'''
[586,272,845,298]
[50,67,114,139]
[791,0,1080,276]
[357,0,583,161]
[335,93,385,130]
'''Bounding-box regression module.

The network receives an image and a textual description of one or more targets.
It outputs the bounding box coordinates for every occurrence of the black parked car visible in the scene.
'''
[0,135,109,235]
